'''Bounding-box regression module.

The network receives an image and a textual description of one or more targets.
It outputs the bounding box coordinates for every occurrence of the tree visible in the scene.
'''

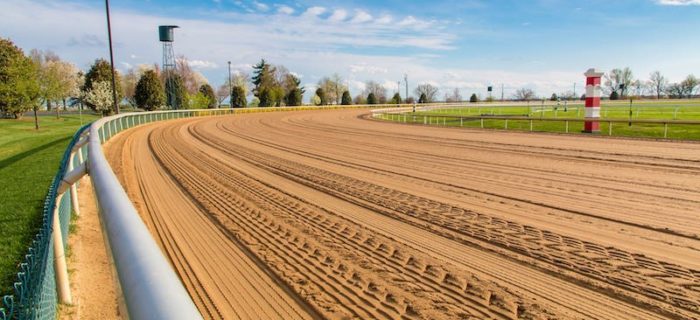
[83,81,114,115]
[666,83,684,99]
[230,85,247,108]
[122,68,139,108]
[31,52,62,112]
[512,88,535,101]
[134,70,165,111]
[285,88,303,106]
[164,74,186,109]
[367,92,378,104]
[317,74,346,104]
[259,87,274,107]
[648,71,667,99]
[175,55,209,95]
[341,90,352,105]
[315,87,327,105]
[0,38,39,119]
[390,92,402,104]
[405,97,416,104]
[283,74,304,106]
[604,67,634,98]
[609,91,620,100]
[418,93,428,103]
[252,59,275,98]
[469,93,478,103]
[444,88,462,102]
[353,94,366,105]
[363,81,387,103]
[216,82,229,107]
[188,92,210,109]
[680,75,698,98]
[199,84,217,108]
[550,93,558,101]
[82,59,122,114]
[414,84,438,103]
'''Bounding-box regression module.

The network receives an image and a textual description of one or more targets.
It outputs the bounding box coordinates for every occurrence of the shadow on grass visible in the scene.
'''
[0,137,71,170]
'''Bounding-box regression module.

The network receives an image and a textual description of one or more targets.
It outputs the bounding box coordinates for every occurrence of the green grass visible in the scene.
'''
[393,100,700,140]
[0,113,99,296]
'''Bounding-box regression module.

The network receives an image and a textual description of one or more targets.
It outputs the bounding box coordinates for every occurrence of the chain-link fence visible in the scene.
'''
[1,124,89,320]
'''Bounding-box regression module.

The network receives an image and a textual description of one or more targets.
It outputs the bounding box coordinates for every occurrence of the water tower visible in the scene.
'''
[159,25,179,109]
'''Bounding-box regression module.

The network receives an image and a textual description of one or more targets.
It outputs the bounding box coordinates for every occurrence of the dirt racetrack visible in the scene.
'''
[105,109,700,320]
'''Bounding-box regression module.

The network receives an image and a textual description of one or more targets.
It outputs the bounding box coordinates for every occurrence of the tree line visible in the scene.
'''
[3,36,699,120]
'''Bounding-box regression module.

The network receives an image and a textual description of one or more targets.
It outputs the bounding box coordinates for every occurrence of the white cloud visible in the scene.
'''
[350,10,372,23]
[303,6,326,17]
[376,15,393,24]
[276,5,294,15]
[253,1,269,11]
[328,9,347,22]
[397,16,432,29]
[350,63,388,75]
[186,59,219,69]
[656,0,700,5]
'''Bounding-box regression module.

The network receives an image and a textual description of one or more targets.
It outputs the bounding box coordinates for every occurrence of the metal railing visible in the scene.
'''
[2,105,386,320]
[372,108,700,139]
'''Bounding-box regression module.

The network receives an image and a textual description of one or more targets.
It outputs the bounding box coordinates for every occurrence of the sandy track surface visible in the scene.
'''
[106,109,700,320]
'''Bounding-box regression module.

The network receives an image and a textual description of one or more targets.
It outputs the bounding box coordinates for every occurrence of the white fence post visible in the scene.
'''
[53,193,72,304]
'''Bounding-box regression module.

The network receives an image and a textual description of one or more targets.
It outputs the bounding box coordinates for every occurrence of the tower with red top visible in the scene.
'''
[583,68,604,133]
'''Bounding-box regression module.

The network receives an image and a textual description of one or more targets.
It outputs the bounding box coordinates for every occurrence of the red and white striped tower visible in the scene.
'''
[583,68,604,133]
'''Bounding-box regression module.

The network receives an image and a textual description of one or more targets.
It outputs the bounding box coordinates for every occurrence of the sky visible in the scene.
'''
[1,0,700,101]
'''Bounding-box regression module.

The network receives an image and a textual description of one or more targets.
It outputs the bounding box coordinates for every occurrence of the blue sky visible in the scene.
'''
[1,0,699,100]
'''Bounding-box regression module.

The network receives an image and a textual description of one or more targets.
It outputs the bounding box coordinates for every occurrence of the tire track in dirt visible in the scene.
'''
[188,120,699,319]
[108,109,700,320]
[148,121,551,320]
[105,122,319,320]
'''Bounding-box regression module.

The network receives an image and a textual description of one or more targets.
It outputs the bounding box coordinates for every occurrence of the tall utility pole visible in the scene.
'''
[228,61,232,108]
[501,84,504,101]
[573,82,576,100]
[105,0,119,114]
[404,74,408,102]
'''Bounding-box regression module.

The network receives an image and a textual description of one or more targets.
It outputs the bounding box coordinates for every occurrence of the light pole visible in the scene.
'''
[404,74,408,102]
[228,61,232,108]
[105,0,119,114]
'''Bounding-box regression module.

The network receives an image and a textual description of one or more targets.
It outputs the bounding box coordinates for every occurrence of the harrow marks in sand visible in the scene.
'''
[106,109,700,320]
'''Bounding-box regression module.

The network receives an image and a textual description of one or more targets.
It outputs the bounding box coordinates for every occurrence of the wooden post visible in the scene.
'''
[664,123,668,138]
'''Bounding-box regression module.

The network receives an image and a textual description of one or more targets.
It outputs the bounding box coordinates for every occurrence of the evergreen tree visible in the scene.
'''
[390,92,402,104]
[367,92,378,105]
[469,93,478,103]
[610,91,619,100]
[0,37,39,119]
[284,74,304,106]
[251,59,275,98]
[315,87,327,105]
[82,58,122,113]
[134,70,165,111]
[341,90,352,105]
[165,74,186,109]
[418,93,427,103]
[230,85,247,108]
[199,83,217,108]
[550,93,558,101]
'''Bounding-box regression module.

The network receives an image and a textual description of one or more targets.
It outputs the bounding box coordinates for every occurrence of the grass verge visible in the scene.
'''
[0,113,98,296]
